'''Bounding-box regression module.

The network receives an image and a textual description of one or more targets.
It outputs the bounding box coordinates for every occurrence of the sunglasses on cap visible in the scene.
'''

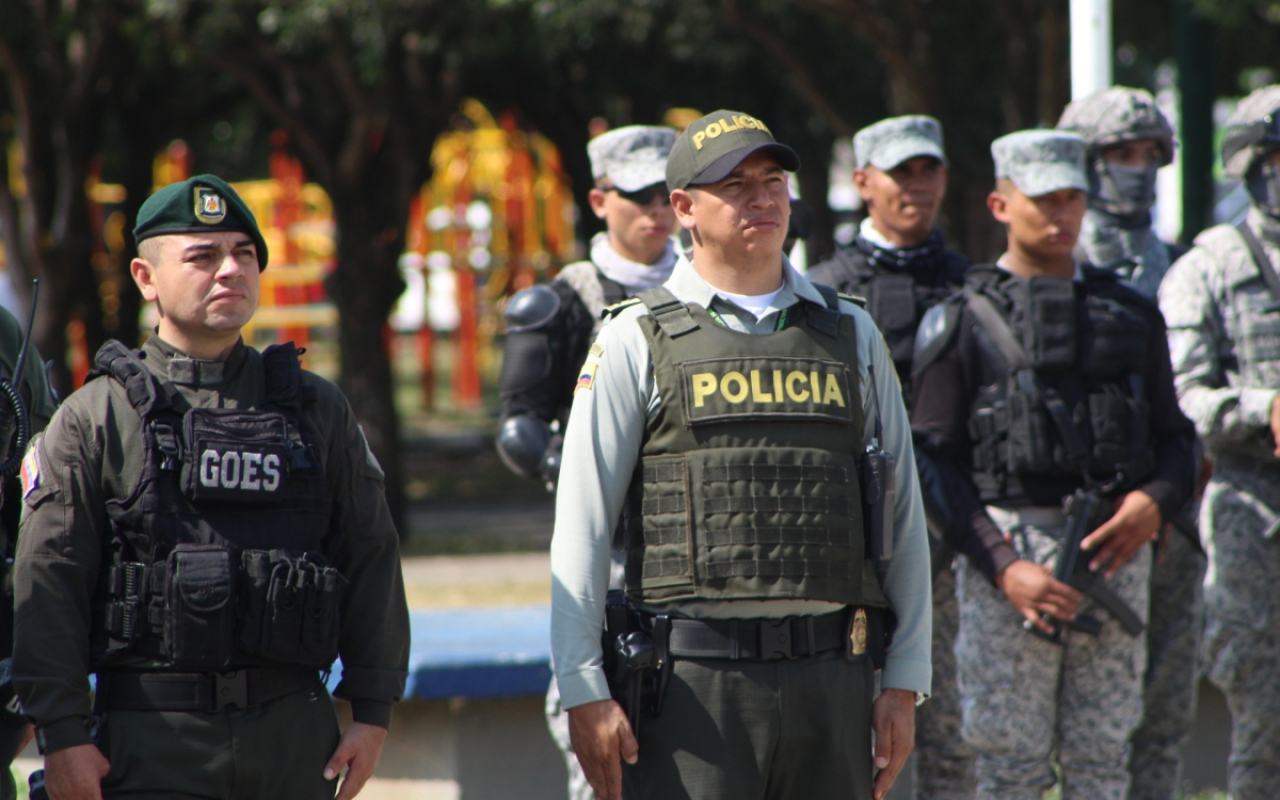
[601,183,670,206]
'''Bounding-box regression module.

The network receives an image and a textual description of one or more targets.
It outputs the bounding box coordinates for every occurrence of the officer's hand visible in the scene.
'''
[1270,393,1280,456]
[567,699,638,800]
[324,721,387,800]
[995,559,1082,633]
[871,688,916,800]
[44,743,110,800]
[1081,490,1161,577]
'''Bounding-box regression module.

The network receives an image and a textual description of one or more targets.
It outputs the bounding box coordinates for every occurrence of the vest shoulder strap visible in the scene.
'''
[637,287,700,338]
[1235,221,1280,303]
[964,288,1032,371]
[595,270,629,307]
[88,340,179,418]
[805,283,841,338]
[261,342,317,409]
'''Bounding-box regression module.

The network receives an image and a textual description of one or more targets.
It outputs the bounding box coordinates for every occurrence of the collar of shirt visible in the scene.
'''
[994,253,1085,283]
[859,216,898,250]
[663,253,829,334]
[143,333,250,387]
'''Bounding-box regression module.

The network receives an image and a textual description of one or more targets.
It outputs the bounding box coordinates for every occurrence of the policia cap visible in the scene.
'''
[134,174,270,270]
[666,110,801,191]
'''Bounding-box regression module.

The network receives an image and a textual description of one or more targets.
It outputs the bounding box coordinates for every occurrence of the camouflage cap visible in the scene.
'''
[665,110,800,191]
[854,115,946,170]
[134,174,269,270]
[992,130,1088,197]
[1222,84,1280,178]
[588,125,678,192]
[1056,86,1174,165]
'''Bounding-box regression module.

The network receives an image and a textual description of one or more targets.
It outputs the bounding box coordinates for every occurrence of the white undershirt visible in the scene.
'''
[714,286,784,319]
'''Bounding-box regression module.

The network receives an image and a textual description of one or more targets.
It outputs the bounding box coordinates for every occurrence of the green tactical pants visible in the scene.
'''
[622,649,875,800]
[98,685,341,800]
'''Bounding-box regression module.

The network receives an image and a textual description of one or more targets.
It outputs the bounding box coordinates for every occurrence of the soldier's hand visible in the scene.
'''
[567,698,638,800]
[1081,490,1161,577]
[44,743,110,800]
[324,721,387,800]
[996,559,1082,633]
[871,688,916,800]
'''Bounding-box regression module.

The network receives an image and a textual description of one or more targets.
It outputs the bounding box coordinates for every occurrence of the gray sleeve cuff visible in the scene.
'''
[1239,387,1279,429]
[555,666,613,711]
[880,654,932,697]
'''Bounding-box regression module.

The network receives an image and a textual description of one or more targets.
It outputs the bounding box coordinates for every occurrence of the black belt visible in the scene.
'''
[665,609,850,660]
[96,667,321,713]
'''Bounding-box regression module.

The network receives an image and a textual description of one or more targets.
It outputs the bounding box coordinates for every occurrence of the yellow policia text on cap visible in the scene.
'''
[692,114,773,151]
[194,187,228,225]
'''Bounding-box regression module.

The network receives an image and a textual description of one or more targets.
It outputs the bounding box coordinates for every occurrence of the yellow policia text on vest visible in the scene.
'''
[690,367,846,407]
[691,115,773,150]
[683,357,852,426]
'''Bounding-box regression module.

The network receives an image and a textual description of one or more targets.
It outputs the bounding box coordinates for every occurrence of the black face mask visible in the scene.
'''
[1247,158,1280,219]
[1089,158,1159,222]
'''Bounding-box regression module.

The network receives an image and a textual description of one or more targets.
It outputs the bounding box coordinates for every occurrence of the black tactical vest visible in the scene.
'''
[616,287,886,609]
[964,266,1157,506]
[89,341,343,672]
[808,239,968,385]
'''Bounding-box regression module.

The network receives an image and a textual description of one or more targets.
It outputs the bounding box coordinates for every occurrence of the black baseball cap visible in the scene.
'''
[665,110,801,191]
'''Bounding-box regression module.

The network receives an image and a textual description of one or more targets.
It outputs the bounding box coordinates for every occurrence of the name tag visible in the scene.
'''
[679,356,854,425]
[185,442,290,503]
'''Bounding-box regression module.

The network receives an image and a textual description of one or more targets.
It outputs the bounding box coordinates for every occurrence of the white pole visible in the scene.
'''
[1070,0,1112,100]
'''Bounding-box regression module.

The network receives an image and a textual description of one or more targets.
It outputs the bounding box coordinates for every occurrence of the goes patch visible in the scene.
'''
[680,356,853,425]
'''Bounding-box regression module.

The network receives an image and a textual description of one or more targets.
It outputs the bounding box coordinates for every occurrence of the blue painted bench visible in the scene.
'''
[328,605,553,700]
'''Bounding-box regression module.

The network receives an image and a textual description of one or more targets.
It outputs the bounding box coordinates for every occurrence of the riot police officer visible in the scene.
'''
[1057,86,1205,800]
[911,131,1196,800]
[496,125,678,800]
[12,175,410,800]
[1158,84,1280,800]
[551,110,932,800]
[808,114,971,800]
[497,125,678,489]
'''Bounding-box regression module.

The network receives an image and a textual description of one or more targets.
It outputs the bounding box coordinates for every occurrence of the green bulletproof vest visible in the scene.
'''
[618,286,887,608]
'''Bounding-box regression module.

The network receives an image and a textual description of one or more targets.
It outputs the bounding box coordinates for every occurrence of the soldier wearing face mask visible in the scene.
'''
[1058,87,1204,800]
[1159,84,1280,800]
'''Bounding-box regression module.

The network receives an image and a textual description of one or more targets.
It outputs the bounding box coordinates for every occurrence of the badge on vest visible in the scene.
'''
[680,356,854,425]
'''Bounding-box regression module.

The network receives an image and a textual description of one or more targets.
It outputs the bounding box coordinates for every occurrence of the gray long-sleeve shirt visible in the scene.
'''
[549,256,932,710]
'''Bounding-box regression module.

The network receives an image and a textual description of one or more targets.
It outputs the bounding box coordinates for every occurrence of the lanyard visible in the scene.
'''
[706,305,789,332]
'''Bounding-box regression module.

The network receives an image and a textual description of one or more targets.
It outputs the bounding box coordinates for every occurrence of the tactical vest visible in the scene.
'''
[965,266,1157,505]
[90,341,343,672]
[810,243,968,381]
[617,287,886,609]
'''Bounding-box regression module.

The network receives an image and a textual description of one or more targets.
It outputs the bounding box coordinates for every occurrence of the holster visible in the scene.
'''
[601,590,671,737]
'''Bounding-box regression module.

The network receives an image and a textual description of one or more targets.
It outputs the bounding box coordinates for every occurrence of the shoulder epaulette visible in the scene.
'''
[837,292,867,308]
[602,296,643,319]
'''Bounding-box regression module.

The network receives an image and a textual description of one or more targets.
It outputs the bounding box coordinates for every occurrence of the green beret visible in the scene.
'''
[134,174,270,270]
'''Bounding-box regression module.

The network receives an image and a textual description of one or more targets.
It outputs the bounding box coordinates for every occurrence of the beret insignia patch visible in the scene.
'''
[194,187,227,224]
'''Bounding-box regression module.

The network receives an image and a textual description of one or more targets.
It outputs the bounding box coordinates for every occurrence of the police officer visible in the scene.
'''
[808,114,971,800]
[1057,86,1205,800]
[551,109,932,800]
[497,125,678,489]
[12,175,410,800]
[1158,84,1280,800]
[496,126,678,800]
[0,301,59,800]
[911,131,1196,800]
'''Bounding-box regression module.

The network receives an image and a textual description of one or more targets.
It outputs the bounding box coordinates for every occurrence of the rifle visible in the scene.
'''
[1032,487,1147,644]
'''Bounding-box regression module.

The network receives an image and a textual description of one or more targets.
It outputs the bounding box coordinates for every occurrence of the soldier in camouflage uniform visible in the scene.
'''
[1058,87,1205,800]
[912,131,1197,800]
[808,115,973,800]
[1158,84,1280,800]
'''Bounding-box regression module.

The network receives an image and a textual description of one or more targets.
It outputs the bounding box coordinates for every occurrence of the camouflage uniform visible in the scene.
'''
[1059,87,1205,800]
[1157,83,1280,800]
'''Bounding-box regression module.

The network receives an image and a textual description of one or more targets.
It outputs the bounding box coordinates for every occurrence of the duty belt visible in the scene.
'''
[95,667,322,713]
[664,609,851,660]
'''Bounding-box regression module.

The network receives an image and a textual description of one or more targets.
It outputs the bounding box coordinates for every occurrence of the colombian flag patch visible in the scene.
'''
[575,361,599,394]
[21,448,40,499]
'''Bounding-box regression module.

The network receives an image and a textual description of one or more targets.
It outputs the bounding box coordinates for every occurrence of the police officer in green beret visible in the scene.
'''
[550,111,932,800]
[12,174,410,800]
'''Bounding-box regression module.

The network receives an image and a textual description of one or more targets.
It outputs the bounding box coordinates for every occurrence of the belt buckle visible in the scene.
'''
[212,670,249,712]
[760,619,794,660]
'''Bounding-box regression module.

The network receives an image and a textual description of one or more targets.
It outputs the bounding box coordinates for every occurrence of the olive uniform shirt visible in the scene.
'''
[550,256,933,711]
[13,335,410,753]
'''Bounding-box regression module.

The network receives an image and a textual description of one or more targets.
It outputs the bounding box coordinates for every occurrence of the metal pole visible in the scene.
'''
[1070,0,1112,100]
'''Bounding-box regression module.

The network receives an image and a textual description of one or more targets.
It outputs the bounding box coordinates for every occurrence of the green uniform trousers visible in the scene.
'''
[98,685,341,800]
[622,649,875,800]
